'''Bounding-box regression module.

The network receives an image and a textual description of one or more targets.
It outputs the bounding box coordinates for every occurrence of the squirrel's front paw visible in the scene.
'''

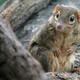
[66,48,72,56]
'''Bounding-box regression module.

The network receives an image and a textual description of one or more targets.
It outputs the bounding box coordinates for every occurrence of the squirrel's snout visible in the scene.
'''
[57,25,62,29]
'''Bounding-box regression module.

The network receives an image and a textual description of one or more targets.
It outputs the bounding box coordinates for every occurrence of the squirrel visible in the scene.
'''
[29,4,80,72]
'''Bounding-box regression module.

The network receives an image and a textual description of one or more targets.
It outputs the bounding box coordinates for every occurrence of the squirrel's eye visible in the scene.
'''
[55,11,60,20]
[69,15,75,24]
[56,13,59,18]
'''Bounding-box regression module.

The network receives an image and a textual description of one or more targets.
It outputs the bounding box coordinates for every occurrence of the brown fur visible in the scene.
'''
[29,4,80,72]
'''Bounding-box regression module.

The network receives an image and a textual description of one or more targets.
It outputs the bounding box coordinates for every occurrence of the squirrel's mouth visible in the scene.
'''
[55,22,63,30]
[57,25,62,29]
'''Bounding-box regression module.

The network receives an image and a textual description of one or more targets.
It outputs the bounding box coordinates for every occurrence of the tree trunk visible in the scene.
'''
[0,0,51,31]
[0,17,47,80]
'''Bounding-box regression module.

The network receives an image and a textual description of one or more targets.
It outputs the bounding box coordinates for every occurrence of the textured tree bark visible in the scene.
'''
[0,0,51,31]
[0,17,47,80]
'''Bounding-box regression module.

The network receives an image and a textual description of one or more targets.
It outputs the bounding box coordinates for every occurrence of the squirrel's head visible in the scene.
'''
[49,4,80,33]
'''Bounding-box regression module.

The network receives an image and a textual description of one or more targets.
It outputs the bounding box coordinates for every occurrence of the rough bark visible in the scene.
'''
[0,0,51,31]
[0,17,48,80]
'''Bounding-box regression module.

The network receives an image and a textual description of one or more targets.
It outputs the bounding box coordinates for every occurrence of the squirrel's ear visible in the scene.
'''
[53,4,60,16]
[77,11,80,23]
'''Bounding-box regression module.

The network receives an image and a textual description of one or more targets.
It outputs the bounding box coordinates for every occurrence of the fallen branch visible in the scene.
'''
[0,0,51,30]
[0,17,47,80]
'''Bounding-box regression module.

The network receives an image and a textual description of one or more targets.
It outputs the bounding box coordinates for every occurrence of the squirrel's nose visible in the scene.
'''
[57,25,62,29]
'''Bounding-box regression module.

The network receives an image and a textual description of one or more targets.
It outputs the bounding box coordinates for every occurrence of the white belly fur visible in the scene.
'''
[64,54,76,72]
